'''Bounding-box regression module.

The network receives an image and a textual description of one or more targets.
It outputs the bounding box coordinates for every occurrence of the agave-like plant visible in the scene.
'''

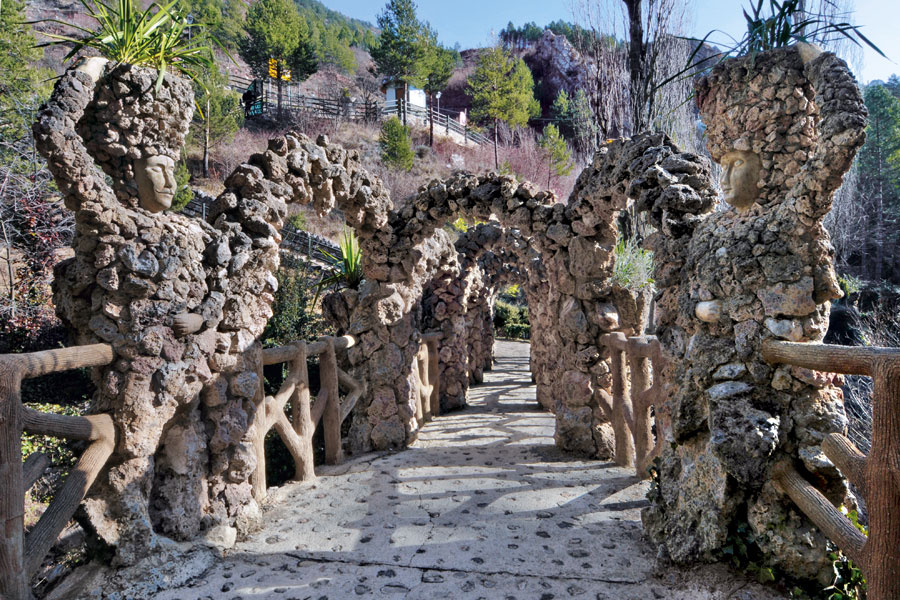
[661,0,887,90]
[314,228,364,305]
[32,0,220,93]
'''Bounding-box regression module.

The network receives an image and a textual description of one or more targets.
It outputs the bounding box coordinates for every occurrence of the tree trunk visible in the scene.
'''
[623,0,645,134]
[875,176,885,282]
[403,82,408,126]
[493,118,499,170]
[276,69,283,120]
[429,93,434,147]
[202,97,210,178]
[864,356,900,600]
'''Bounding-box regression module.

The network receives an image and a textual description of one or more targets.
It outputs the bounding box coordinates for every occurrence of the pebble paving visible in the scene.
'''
[157,340,784,599]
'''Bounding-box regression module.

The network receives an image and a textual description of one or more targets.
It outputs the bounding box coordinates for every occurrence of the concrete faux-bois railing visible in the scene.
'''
[4,333,900,599]
[762,340,900,600]
[0,332,442,599]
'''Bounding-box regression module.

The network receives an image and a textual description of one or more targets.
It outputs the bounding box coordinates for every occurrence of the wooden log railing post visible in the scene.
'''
[422,333,442,418]
[599,334,667,477]
[763,340,900,600]
[289,342,316,481]
[626,337,653,476]
[419,342,432,423]
[320,338,343,465]
[0,343,115,600]
[412,345,426,426]
[0,357,28,600]
[601,333,635,468]
[22,411,114,575]
[249,342,268,502]
[259,336,357,477]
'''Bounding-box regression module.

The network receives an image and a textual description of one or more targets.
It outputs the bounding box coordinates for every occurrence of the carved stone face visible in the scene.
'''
[134,155,176,212]
[720,150,761,212]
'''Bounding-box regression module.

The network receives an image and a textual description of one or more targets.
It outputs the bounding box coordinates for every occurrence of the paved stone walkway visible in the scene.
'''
[157,340,783,600]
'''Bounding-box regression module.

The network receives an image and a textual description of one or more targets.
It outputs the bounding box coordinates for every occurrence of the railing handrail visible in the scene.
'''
[600,332,667,477]
[1,343,117,600]
[762,339,900,600]
[1,328,445,598]
[263,334,356,365]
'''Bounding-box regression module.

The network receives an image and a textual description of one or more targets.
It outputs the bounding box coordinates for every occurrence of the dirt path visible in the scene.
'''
[146,340,782,600]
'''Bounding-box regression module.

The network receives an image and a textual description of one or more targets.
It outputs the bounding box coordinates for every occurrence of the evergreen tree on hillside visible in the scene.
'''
[371,0,429,125]
[538,124,573,188]
[240,0,317,119]
[858,84,900,282]
[379,117,414,171]
[421,28,457,147]
[181,0,245,50]
[467,46,540,169]
[551,89,572,138]
[307,19,357,73]
[0,0,50,148]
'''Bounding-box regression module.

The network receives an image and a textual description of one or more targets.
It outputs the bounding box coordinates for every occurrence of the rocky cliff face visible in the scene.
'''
[524,30,595,109]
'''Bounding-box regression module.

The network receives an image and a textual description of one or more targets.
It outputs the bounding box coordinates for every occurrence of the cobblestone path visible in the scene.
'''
[157,340,782,600]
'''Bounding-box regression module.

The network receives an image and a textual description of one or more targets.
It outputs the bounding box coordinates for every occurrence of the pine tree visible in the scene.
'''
[371,0,429,126]
[189,64,243,178]
[858,84,900,281]
[538,124,574,189]
[0,0,50,149]
[379,117,414,171]
[551,89,572,138]
[467,46,541,169]
[239,0,317,119]
[181,0,245,49]
[421,29,457,147]
[172,160,193,212]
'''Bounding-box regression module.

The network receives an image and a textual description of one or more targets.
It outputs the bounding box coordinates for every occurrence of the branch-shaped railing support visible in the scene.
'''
[603,332,636,468]
[260,336,360,485]
[422,332,442,418]
[0,344,116,600]
[409,337,441,439]
[319,338,343,465]
[763,339,900,600]
[600,333,667,477]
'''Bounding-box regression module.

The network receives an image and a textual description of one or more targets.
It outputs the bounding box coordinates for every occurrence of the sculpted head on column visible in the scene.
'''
[719,149,761,212]
[134,154,177,212]
[76,59,194,211]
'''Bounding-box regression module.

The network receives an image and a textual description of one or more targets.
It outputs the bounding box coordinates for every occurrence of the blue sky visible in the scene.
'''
[322,0,898,84]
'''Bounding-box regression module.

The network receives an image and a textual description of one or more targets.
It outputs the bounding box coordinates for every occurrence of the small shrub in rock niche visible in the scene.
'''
[379,116,414,171]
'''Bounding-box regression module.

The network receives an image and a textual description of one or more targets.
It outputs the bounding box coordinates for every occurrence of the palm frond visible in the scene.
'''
[32,0,220,92]
[313,229,364,305]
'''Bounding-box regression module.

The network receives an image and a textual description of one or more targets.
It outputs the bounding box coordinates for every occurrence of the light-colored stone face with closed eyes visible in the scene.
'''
[719,150,761,212]
[135,154,177,212]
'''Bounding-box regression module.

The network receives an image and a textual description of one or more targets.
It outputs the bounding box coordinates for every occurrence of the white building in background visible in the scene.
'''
[382,78,427,109]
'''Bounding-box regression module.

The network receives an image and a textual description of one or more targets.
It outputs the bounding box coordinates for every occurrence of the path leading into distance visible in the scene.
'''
[156,340,782,600]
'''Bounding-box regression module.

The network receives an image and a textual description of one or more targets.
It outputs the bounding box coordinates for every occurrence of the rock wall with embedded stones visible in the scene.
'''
[422,224,527,411]
[35,63,395,564]
[640,47,866,583]
[38,62,669,568]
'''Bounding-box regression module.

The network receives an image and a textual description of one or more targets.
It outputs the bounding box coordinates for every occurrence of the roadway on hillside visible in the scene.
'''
[156,340,783,599]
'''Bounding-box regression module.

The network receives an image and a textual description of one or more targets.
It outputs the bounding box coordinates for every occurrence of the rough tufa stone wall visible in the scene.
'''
[35,62,395,564]
[421,223,526,411]
[641,46,867,582]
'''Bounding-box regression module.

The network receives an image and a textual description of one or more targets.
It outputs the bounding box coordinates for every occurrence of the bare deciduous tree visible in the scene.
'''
[574,0,694,140]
